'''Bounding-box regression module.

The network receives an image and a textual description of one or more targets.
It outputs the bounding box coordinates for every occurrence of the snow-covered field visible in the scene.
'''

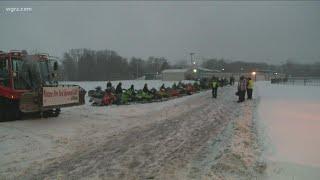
[0,80,262,179]
[256,82,320,179]
[2,80,320,179]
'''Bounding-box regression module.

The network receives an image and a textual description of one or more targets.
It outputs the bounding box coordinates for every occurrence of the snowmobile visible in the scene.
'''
[88,86,104,98]
[88,86,105,106]
[166,88,180,97]
[193,82,200,91]
[135,90,153,103]
[200,78,210,90]
[102,91,116,106]
[185,83,196,95]
[158,89,170,99]
[150,88,170,102]
[120,89,135,105]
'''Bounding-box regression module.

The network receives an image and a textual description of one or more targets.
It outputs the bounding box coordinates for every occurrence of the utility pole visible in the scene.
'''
[190,53,194,65]
[136,63,139,79]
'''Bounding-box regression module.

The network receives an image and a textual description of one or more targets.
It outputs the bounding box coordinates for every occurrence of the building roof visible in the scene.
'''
[197,67,220,73]
[162,69,189,73]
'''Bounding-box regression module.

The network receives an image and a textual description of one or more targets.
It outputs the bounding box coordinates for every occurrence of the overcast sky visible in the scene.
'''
[0,1,319,64]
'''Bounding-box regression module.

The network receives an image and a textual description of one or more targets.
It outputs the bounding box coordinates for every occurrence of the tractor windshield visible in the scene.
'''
[12,58,33,89]
[38,60,51,84]
[0,59,9,87]
[12,56,53,90]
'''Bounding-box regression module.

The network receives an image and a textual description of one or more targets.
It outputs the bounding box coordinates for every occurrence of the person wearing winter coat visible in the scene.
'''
[172,82,177,89]
[106,81,113,93]
[115,82,123,105]
[115,82,122,94]
[229,76,235,86]
[211,78,219,98]
[107,81,112,89]
[129,84,136,95]
[247,77,254,99]
[160,84,166,91]
[143,83,151,94]
[237,76,247,103]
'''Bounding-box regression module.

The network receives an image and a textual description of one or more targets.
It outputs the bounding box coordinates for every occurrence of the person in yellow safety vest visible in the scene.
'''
[212,78,219,98]
[247,77,254,99]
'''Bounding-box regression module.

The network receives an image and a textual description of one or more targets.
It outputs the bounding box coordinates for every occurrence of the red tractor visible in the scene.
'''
[0,50,85,121]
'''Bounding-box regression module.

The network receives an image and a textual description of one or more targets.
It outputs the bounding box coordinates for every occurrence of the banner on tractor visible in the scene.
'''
[42,86,79,107]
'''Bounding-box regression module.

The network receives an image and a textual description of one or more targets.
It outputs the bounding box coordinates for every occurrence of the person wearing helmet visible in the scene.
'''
[143,83,151,94]
[160,84,166,91]
[106,81,112,89]
[129,84,136,96]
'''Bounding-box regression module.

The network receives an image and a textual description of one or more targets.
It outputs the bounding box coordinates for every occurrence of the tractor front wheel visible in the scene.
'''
[42,108,61,118]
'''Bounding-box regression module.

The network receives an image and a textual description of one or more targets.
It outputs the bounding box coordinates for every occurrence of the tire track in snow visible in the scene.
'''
[23,87,242,180]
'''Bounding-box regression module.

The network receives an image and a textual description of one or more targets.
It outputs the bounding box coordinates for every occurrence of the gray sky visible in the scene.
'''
[0,1,319,64]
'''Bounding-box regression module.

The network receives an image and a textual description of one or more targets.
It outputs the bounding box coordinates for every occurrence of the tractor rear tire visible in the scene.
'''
[6,101,21,121]
[0,106,4,122]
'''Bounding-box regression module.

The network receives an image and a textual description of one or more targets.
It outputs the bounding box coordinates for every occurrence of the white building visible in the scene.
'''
[161,68,219,81]
[161,69,189,81]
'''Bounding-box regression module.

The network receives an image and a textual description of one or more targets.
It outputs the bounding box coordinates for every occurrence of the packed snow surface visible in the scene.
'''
[256,81,320,179]
[0,80,261,179]
[3,80,319,179]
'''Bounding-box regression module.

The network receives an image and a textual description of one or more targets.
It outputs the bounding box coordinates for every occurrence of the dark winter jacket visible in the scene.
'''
[143,86,150,93]
[238,79,247,91]
[115,84,122,94]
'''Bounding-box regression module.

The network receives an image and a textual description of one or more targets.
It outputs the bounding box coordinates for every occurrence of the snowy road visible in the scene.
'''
[0,85,260,179]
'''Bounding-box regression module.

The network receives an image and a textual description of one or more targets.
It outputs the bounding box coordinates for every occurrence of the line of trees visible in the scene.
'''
[61,49,170,81]
[201,58,320,77]
[59,49,320,80]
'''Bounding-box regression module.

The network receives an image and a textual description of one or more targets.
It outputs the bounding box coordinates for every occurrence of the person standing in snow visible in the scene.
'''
[160,84,166,91]
[247,77,254,99]
[115,82,123,105]
[229,76,235,86]
[211,77,219,98]
[128,84,136,95]
[107,81,112,89]
[172,82,177,89]
[106,81,113,93]
[143,83,151,94]
[115,82,123,94]
[237,76,247,103]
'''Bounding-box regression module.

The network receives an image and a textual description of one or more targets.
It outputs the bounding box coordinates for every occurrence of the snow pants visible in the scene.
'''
[247,88,253,99]
[238,90,246,102]
[212,88,218,98]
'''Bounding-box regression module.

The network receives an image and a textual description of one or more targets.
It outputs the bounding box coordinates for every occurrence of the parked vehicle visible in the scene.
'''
[0,50,86,121]
[87,80,211,106]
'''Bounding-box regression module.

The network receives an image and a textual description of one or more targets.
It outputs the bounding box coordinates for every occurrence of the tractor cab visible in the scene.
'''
[0,51,58,99]
[0,50,85,121]
[0,51,9,88]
